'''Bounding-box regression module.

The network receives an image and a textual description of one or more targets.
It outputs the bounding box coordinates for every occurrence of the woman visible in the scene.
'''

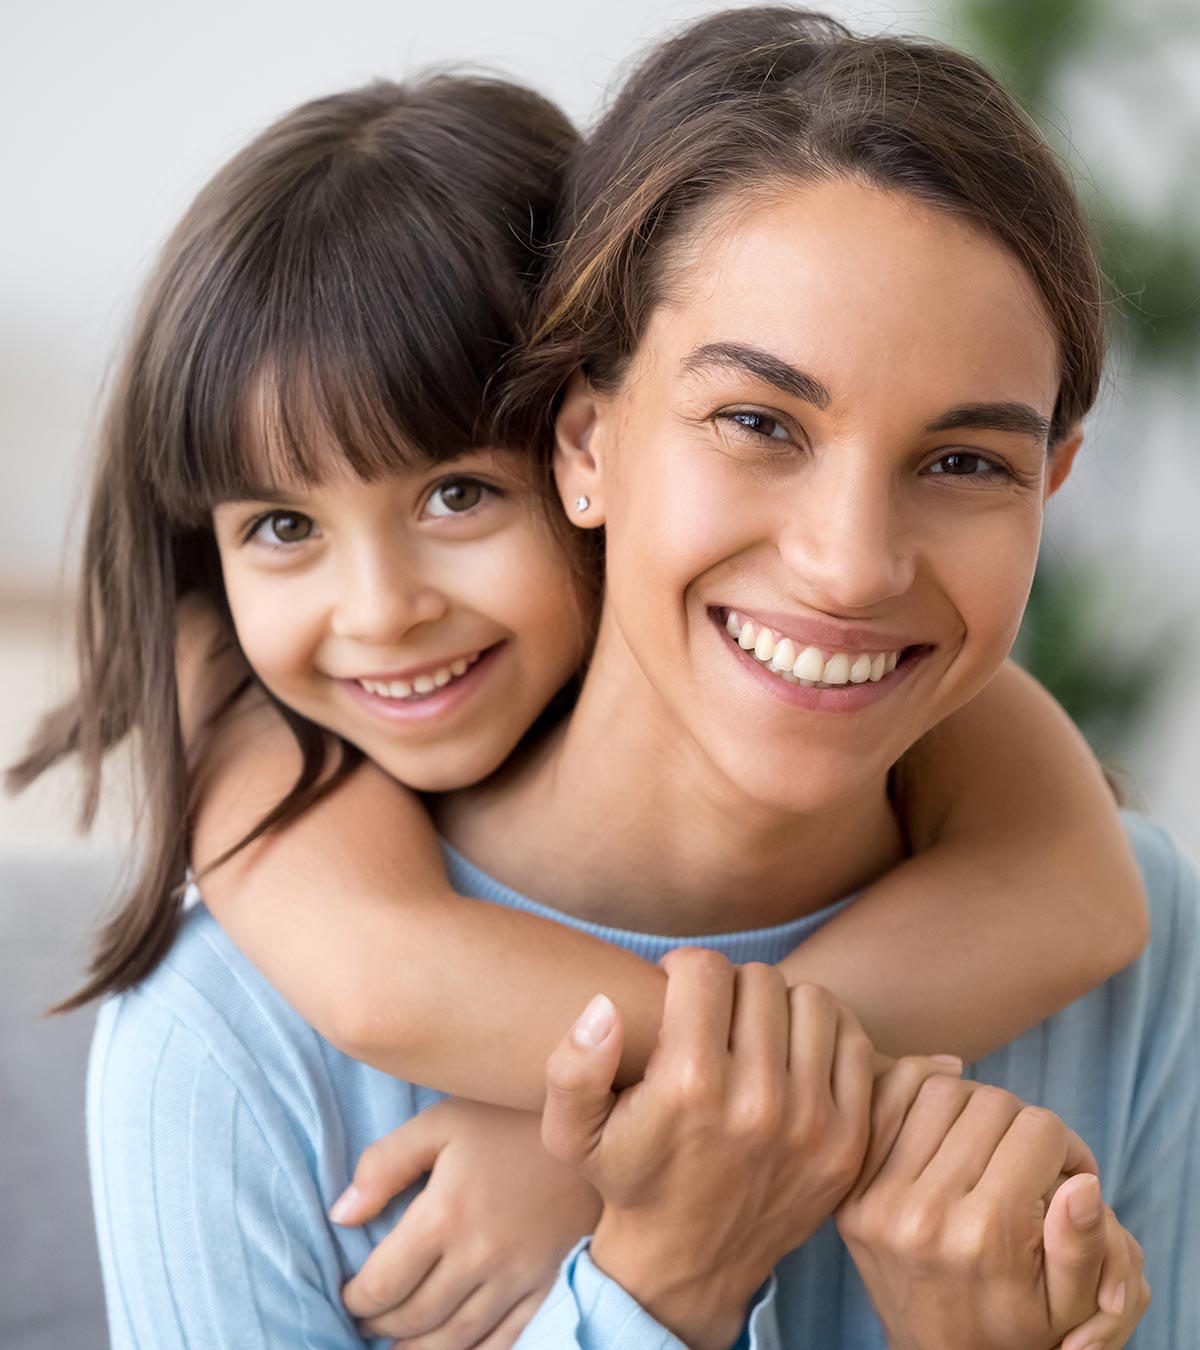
[81,8,1196,1349]
[432,8,1197,1345]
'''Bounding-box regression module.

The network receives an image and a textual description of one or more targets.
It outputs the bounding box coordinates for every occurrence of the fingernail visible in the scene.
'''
[573,994,615,1048]
[931,1054,964,1075]
[329,1184,361,1225]
[1105,1281,1127,1315]
[1067,1175,1102,1226]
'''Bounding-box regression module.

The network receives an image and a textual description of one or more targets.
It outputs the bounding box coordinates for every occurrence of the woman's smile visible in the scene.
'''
[714,607,931,713]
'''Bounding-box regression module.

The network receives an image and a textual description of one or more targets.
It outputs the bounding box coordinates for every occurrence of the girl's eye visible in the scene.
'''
[926,452,1010,481]
[722,411,793,443]
[424,478,492,518]
[249,510,316,546]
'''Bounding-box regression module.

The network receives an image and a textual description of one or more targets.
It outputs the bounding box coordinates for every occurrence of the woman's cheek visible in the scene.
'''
[933,504,1043,698]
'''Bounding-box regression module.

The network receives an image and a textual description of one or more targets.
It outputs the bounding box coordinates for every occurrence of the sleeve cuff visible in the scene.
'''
[517,1237,780,1349]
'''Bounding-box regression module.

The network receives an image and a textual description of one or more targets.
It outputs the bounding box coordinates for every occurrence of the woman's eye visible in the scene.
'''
[250,510,316,546]
[723,411,792,443]
[424,479,491,517]
[926,452,1009,481]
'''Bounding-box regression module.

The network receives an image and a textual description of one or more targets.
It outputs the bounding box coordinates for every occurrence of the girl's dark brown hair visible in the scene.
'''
[501,6,1105,455]
[9,75,577,1011]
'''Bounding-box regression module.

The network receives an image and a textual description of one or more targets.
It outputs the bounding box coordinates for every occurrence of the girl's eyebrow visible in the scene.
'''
[217,484,309,506]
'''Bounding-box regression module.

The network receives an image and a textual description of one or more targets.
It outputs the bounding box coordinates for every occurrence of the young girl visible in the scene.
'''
[14,53,1152,1350]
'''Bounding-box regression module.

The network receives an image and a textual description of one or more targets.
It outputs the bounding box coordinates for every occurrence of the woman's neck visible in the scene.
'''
[436,631,906,936]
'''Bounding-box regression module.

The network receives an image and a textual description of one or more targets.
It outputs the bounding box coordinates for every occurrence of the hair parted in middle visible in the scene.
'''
[501,5,1105,458]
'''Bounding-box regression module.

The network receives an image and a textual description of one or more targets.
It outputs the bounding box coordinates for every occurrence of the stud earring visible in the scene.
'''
[575,496,590,513]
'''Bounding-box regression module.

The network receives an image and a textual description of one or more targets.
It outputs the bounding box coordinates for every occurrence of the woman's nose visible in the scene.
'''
[777,470,916,613]
[329,543,449,644]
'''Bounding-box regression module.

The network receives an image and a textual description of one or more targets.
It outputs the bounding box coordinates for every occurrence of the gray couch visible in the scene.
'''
[1,847,119,1349]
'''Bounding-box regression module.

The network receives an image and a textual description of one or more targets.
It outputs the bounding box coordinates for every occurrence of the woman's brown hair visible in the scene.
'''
[501,6,1105,456]
[9,75,577,1011]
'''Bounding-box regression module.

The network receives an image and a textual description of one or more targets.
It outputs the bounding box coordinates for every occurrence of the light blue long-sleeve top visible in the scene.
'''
[87,813,1200,1348]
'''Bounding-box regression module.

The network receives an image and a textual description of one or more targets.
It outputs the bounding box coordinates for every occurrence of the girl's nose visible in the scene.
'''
[777,468,916,614]
[330,544,450,644]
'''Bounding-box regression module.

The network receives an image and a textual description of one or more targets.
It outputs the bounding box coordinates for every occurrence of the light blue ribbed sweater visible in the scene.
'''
[87,813,1200,1348]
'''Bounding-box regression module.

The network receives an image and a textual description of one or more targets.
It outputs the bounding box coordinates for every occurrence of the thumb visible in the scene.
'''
[330,1106,449,1226]
[541,994,623,1169]
[1044,1172,1107,1331]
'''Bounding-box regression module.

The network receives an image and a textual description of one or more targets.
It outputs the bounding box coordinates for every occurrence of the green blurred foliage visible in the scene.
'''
[954,0,1198,751]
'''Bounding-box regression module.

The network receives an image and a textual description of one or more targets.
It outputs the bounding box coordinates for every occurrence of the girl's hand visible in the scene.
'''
[336,1098,600,1348]
[539,948,879,1350]
[836,1067,1145,1350]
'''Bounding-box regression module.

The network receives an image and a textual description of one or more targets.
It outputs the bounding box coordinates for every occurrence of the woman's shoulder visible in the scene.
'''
[1122,810,1200,962]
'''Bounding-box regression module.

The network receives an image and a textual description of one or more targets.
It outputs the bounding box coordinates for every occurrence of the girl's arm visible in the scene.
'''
[183,604,1146,1108]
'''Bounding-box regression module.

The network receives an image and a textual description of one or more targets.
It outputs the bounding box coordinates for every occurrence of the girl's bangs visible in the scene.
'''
[150,155,512,526]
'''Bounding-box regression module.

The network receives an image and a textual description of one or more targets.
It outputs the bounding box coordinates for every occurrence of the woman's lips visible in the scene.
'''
[713,609,929,711]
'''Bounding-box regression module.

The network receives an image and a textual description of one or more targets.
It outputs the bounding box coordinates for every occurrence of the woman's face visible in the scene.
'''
[212,449,588,792]
[562,177,1078,816]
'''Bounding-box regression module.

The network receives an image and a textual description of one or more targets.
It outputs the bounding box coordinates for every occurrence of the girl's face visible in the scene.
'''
[212,449,588,792]
[559,177,1079,816]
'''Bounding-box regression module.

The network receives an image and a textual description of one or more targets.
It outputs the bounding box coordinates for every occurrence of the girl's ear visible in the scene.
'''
[1044,424,1084,500]
[553,370,606,528]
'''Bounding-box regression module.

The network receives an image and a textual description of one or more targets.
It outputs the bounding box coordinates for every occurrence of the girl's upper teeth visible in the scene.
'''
[724,611,902,686]
[357,652,480,700]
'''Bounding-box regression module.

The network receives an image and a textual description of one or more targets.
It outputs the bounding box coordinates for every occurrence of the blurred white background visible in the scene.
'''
[2,0,1197,849]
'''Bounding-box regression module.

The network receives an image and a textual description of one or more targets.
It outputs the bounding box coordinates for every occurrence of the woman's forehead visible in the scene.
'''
[651,178,1061,425]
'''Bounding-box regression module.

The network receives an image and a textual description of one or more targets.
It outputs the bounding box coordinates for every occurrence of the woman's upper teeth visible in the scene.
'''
[726,612,901,685]
[357,653,478,700]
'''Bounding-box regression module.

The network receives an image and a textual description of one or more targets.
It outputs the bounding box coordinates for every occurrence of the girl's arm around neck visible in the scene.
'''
[180,599,665,1111]
[184,590,1145,1104]
[778,660,1149,1063]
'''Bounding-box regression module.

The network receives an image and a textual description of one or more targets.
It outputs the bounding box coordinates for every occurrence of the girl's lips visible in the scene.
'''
[340,642,504,725]
[715,614,927,712]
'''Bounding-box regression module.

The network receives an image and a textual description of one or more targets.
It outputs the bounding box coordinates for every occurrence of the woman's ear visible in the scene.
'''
[554,370,606,528]
[1044,424,1084,500]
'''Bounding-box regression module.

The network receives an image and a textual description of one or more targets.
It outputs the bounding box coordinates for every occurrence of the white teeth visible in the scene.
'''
[849,653,873,684]
[822,653,851,685]
[753,629,776,663]
[358,652,480,701]
[724,612,906,692]
[793,646,826,682]
[771,637,797,671]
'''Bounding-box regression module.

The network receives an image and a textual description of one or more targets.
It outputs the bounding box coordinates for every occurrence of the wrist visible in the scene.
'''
[589,1211,759,1350]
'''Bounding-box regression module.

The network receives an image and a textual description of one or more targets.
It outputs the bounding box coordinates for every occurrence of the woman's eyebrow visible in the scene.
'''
[680,342,831,408]
[924,403,1051,443]
[680,344,1051,445]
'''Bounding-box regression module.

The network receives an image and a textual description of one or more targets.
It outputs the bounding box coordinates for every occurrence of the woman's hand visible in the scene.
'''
[335,1097,600,1348]
[539,948,878,1350]
[836,1065,1148,1349]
